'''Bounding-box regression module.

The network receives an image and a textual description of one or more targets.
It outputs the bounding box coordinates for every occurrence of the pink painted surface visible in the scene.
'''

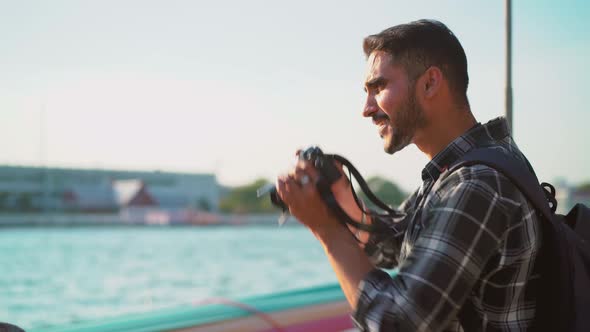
[260,314,354,332]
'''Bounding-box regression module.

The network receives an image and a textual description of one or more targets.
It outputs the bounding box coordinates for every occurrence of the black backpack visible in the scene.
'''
[0,323,25,332]
[451,147,590,332]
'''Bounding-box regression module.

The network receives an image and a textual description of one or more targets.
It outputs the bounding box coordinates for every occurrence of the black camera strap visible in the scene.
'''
[262,146,405,236]
[330,154,400,216]
[315,154,405,234]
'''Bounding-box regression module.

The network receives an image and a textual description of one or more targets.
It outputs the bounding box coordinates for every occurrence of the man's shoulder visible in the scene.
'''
[436,163,517,196]
[424,163,531,226]
[432,145,530,209]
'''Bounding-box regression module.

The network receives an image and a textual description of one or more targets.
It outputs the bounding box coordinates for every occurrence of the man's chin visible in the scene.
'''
[384,136,411,155]
[383,141,399,155]
[384,145,399,155]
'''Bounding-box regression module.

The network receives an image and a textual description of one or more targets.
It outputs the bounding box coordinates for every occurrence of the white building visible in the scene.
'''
[0,166,220,213]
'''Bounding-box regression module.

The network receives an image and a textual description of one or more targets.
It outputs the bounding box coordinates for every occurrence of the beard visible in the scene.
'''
[383,84,426,155]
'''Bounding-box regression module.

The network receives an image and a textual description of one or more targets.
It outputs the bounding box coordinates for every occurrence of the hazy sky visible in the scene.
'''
[1,0,588,192]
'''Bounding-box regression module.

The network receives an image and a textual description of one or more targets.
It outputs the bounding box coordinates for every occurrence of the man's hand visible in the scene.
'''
[276,149,376,310]
[275,150,368,242]
[275,151,341,239]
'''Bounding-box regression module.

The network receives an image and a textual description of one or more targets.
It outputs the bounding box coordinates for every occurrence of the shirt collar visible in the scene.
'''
[421,117,511,181]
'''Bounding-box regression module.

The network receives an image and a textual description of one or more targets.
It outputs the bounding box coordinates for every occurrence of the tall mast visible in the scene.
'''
[505,0,513,134]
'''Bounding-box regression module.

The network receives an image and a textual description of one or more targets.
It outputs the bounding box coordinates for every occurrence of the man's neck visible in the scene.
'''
[414,108,476,160]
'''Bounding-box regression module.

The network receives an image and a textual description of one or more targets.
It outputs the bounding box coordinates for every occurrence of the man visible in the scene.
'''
[276,20,542,331]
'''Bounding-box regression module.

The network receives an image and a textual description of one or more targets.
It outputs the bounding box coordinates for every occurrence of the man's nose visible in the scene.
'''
[362,95,377,118]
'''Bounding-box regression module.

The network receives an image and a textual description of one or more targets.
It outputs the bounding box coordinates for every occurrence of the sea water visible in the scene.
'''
[0,225,338,330]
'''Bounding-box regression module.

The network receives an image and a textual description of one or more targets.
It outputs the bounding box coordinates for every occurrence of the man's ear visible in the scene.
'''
[422,66,443,98]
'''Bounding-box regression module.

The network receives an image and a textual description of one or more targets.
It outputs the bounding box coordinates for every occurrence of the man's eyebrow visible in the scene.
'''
[364,76,387,91]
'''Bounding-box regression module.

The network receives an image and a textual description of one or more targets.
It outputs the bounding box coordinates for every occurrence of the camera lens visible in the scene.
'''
[270,187,288,210]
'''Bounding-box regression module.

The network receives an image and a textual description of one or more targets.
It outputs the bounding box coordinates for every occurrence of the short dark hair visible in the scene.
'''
[363,19,469,104]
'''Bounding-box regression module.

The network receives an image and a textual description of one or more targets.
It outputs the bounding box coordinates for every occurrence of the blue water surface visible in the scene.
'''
[0,225,338,330]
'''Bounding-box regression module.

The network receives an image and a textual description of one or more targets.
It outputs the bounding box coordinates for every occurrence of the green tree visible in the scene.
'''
[0,192,8,211]
[219,178,275,213]
[196,197,212,212]
[16,192,34,212]
[218,176,407,214]
[356,176,407,210]
[575,182,590,194]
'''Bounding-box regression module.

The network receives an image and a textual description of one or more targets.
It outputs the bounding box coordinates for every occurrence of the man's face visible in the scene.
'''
[363,51,426,154]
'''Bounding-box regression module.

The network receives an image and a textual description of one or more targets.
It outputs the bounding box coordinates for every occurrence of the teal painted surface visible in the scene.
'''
[30,283,346,332]
[31,270,399,332]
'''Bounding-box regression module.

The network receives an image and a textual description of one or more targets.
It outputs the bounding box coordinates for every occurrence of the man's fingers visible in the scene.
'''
[285,173,303,196]
[296,159,319,180]
[276,176,288,201]
[277,175,297,201]
[291,168,311,186]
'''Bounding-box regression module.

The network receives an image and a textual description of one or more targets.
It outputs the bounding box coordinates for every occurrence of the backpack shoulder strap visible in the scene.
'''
[449,147,554,222]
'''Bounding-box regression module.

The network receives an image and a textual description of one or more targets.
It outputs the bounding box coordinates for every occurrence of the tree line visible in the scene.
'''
[219,178,590,214]
[218,176,408,214]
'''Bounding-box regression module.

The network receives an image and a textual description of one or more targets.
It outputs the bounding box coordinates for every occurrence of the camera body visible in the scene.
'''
[262,146,342,211]
[298,146,341,184]
[259,146,398,230]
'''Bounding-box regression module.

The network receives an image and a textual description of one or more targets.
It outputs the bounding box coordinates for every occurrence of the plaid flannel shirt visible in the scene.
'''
[353,117,543,332]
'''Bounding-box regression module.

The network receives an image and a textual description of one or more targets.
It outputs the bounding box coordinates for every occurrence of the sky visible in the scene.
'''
[1,0,588,192]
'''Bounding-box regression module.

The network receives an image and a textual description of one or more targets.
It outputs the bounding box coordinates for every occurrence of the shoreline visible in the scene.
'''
[0,212,290,227]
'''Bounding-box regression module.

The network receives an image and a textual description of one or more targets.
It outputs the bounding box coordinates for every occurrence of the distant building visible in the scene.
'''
[63,182,117,212]
[112,179,157,207]
[0,166,220,213]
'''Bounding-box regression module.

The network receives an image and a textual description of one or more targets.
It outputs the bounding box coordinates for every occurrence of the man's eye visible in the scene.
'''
[374,85,384,93]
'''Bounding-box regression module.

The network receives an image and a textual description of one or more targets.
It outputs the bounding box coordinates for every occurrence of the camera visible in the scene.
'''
[258,146,401,231]
[256,146,342,211]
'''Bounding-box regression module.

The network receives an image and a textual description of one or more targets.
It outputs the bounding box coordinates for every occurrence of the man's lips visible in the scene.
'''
[371,113,390,137]
[378,122,389,137]
[371,113,389,126]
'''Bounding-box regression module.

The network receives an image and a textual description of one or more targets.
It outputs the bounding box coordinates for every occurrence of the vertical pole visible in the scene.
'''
[505,0,513,134]
[40,102,50,214]
[40,103,47,213]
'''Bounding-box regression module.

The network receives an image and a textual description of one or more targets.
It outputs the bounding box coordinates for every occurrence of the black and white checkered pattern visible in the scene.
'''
[354,117,542,332]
